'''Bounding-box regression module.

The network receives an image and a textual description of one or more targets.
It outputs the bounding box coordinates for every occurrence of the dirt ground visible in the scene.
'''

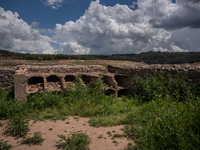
[0,59,146,68]
[0,116,134,150]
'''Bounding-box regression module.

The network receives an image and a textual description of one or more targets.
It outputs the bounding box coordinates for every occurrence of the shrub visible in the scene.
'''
[123,98,200,150]
[131,74,191,103]
[56,131,90,150]
[27,92,65,110]
[4,116,29,137]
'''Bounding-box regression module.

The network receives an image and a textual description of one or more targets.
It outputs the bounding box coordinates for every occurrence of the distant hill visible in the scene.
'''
[112,53,136,57]
[0,49,200,64]
[133,51,200,64]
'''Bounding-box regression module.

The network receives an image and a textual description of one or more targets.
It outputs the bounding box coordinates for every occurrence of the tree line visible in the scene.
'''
[0,49,200,64]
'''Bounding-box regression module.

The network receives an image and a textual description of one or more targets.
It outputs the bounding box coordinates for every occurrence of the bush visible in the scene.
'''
[123,98,200,150]
[27,92,65,110]
[56,131,90,150]
[131,74,192,103]
[4,116,29,137]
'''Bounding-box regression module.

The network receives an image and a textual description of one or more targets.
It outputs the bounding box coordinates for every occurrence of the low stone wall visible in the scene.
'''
[1,64,200,101]
[107,64,200,87]
[0,68,15,90]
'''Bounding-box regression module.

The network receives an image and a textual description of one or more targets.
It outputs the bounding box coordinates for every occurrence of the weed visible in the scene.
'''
[4,116,29,137]
[66,122,70,124]
[56,131,90,150]
[49,128,53,130]
[74,117,79,121]
[106,131,111,134]
[98,134,103,139]
[113,134,127,138]
[21,132,44,146]
[0,139,12,150]
[113,140,118,143]
[0,122,3,127]
[112,130,115,133]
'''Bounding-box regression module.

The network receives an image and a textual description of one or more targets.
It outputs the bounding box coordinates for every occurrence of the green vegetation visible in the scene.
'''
[98,134,103,139]
[0,139,12,150]
[1,49,200,64]
[56,131,90,150]
[4,116,29,137]
[21,132,44,146]
[0,74,199,149]
[134,51,200,64]
[113,134,127,138]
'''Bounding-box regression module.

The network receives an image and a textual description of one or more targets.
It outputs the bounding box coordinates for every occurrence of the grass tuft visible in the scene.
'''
[21,132,44,146]
[56,131,90,150]
[0,139,12,150]
[4,116,29,137]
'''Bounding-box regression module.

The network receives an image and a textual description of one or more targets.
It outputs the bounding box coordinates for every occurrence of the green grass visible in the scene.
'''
[21,132,44,146]
[56,131,90,150]
[0,139,12,150]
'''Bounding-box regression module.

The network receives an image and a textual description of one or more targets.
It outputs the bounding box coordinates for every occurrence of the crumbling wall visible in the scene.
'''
[1,64,200,101]
[107,64,200,88]
[0,68,15,90]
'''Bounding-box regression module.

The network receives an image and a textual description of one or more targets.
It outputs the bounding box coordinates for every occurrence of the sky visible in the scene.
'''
[0,0,200,55]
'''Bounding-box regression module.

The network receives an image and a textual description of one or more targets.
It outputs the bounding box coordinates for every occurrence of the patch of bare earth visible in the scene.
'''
[0,116,134,150]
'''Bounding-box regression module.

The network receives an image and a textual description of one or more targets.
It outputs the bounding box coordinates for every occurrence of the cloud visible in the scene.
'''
[1,0,200,55]
[43,0,64,9]
[138,0,200,30]
[31,21,40,28]
[0,7,56,54]
[54,0,200,55]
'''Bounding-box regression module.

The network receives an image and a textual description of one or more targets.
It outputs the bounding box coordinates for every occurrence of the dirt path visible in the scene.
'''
[0,116,134,150]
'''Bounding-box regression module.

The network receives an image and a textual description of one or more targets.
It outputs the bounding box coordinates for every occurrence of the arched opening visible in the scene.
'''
[81,75,98,85]
[118,89,130,97]
[114,75,130,87]
[47,75,60,82]
[46,75,62,91]
[65,75,76,82]
[65,75,76,90]
[28,77,43,85]
[27,77,44,93]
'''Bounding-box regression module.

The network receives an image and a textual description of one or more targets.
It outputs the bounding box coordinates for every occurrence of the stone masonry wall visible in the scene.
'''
[1,64,200,101]
[0,68,15,90]
[107,64,200,88]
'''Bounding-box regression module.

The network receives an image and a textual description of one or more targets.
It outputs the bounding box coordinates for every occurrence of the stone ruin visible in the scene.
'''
[0,63,200,101]
[13,65,129,101]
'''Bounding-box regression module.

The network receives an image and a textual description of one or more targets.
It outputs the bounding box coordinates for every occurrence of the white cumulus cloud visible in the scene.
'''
[0,7,56,54]
[54,0,200,55]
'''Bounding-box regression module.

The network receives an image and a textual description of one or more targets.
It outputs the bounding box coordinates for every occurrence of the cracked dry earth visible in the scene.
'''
[0,116,134,150]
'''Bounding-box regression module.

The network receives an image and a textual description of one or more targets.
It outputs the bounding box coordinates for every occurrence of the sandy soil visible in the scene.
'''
[0,116,134,150]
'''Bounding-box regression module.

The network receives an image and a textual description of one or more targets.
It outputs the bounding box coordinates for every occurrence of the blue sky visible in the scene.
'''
[0,0,200,55]
[0,0,135,29]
